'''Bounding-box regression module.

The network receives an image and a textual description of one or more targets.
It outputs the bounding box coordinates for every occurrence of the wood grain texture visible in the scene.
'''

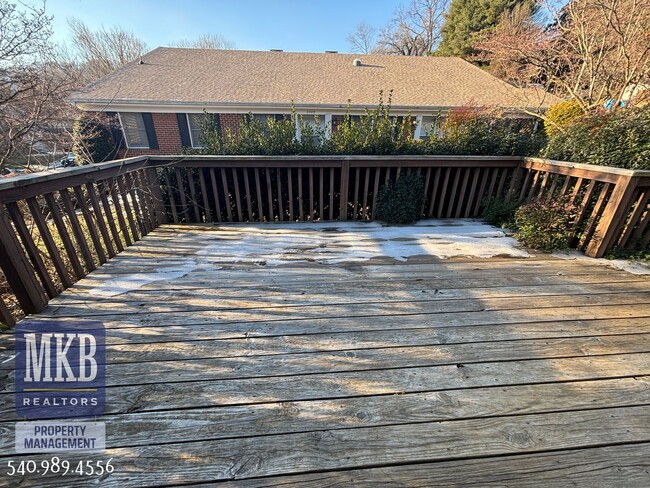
[2,223,649,488]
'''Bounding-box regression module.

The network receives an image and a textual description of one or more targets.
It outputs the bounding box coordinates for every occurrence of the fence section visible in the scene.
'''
[0,157,164,320]
[0,155,648,323]
[155,156,521,223]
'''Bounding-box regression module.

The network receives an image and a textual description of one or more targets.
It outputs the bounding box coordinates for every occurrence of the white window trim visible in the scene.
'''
[186,113,204,148]
[117,112,150,149]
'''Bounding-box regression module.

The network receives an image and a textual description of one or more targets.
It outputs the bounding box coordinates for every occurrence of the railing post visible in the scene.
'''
[339,159,350,221]
[0,207,48,314]
[585,174,638,258]
[0,296,15,327]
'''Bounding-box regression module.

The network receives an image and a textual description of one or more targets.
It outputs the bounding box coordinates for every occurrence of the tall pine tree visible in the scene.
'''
[436,0,533,57]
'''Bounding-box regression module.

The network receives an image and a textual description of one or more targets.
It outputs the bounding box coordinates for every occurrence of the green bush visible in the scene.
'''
[542,107,650,170]
[482,197,520,228]
[514,199,577,252]
[427,107,546,157]
[72,113,118,164]
[192,94,545,157]
[375,173,425,224]
[544,100,584,136]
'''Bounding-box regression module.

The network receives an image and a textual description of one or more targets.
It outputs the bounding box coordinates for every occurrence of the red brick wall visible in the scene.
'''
[117,113,183,158]
[115,112,245,158]
[219,114,243,138]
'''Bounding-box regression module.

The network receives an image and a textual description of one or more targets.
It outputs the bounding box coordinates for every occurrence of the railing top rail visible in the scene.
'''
[147,154,524,162]
[0,156,149,192]
[524,157,650,178]
[0,156,150,204]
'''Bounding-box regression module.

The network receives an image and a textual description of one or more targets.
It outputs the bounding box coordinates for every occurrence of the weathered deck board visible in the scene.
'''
[0,223,648,487]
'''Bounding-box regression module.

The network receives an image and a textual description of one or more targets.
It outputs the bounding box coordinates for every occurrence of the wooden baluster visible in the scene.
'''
[586,175,638,258]
[455,168,471,218]
[339,160,350,221]
[109,177,134,246]
[265,168,274,221]
[220,168,233,222]
[287,168,294,221]
[309,168,314,221]
[242,168,252,222]
[163,170,179,224]
[436,168,451,219]
[421,167,432,217]
[145,167,167,226]
[232,168,243,222]
[276,169,284,222]
[353,167,361,220]
[175,168,190,222]
[43,193,85,279]
[26,197,73,288]
[0,296,15,327]
[578,183,612,250]
[96,181,124,252]
[198,169,212,223]
[465,168,481,218]
[446,168,462,218]
[85,182,116,258]
[59,188,96,271]
[298,168,304,221]
[473,168,489,216]
[319,168,324,221]
[0,207,49,314]
[329,168,335,220]
[617,188,648,249]
[253,168,263,222]
[485,169,499,206]
[72,186,107,264]
[428,168,442,217]
[209,168,223,223]
[187,169,201,222]
[370,167,381,220]
[124,173,147,235]
[6,202,58,298]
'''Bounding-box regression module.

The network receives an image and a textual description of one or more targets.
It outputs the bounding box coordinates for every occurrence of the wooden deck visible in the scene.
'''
[2,222,650,487]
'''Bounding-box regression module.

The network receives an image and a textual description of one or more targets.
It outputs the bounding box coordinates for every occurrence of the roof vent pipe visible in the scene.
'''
[353,59,362,67]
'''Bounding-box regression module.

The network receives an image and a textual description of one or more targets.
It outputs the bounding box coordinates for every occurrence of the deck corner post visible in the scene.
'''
[0,207,48,314]
[585,174,638,258]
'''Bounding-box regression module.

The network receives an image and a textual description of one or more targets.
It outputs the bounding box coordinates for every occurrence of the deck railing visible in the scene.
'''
[0,155,648,323]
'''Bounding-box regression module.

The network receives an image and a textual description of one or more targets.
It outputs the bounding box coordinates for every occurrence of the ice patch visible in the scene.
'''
[552,250,650,275]
[88,258,198,297]
[185,220,530,266]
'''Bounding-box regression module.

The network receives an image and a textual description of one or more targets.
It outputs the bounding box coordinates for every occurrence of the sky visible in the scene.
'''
[40,0,402,53]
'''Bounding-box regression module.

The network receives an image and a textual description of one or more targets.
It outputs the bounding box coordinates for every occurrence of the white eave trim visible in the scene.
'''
[70,99,542,116]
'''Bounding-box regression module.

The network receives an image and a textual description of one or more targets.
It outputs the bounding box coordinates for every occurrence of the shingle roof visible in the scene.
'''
[70,47,559,110]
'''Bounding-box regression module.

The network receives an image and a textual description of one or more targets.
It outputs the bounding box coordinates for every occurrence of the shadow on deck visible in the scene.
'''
[1,222,649,487]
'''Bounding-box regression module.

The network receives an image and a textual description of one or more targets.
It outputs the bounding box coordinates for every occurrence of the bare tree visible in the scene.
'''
[347,22,377,54]
[475,0,650,111]
[67,18,148,81]
[175,33,235,50]
[0,1,80,168]
[376,0,450,55]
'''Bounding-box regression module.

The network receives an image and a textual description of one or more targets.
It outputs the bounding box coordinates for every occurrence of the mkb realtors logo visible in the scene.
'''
[15,320,105,419]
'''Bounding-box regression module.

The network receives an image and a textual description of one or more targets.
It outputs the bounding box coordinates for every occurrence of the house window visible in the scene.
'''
[298,114,328,143]
[250,114,285,137]
[187,113,206,148]
[119,113,149,148]
[419,116,444,141]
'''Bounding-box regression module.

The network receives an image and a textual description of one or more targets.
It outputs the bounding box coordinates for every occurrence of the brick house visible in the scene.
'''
[69,48,558,157]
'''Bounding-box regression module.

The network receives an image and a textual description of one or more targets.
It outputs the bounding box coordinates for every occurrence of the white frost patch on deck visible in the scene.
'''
[552,250,650,275]
[188,219,529,266]
[88,258,198,297]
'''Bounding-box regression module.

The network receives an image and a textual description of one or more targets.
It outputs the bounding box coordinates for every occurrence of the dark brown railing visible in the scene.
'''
[0,155,648,324]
